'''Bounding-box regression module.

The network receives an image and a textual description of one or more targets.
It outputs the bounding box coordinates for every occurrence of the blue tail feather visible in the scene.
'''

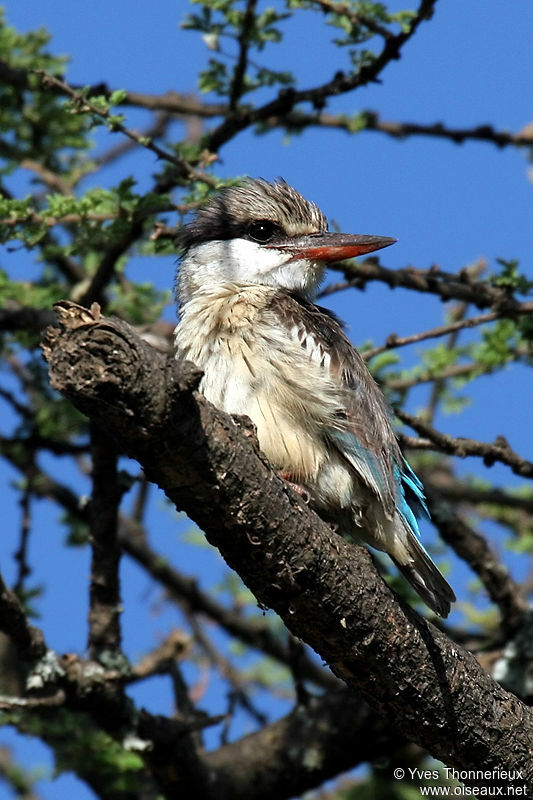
[394,459,430,539]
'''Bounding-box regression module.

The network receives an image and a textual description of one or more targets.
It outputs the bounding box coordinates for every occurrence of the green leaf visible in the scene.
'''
[491,258,533,295]
[109,88,128,106]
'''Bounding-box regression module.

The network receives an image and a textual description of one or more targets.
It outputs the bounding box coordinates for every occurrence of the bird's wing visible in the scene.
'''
[270,292,429,528]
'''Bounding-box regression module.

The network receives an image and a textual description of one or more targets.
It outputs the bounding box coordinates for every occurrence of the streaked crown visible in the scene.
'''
[179,178,328,252]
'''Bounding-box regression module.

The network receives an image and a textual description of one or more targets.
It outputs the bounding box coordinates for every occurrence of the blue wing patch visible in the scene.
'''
[327,429,430,539]
[327,427,390,502]
[393,459,430,539]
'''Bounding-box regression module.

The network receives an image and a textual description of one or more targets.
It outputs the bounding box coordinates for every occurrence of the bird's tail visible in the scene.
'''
[392,531,456,618]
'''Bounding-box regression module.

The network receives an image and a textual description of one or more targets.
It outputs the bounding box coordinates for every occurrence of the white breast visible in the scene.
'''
[175,283,262,411]
[176,285,321,476]
[174,284,364,508]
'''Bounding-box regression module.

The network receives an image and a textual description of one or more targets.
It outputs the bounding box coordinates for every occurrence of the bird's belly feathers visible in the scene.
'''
[174,286,354,495]
[178,334,328,480]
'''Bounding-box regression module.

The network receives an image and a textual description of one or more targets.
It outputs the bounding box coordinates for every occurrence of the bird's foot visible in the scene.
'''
[279,472,311,503]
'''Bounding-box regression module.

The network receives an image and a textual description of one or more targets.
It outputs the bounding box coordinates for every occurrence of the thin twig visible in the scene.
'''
[423,267,487,423]
[0,691,66,710]
[1,211,128,228]
[32,70,216,188]
[187,610,268,733]
[430,482,533,514]
[20,158,75,195]
[95,110,174,170]
[131,475,150,524]
[387,348,527,391]
[0,386,32,419]
[322,261,532,316]
[207,0,438,151]
[128,630,190,682]
[229,0,258,110]
[309,0,394,39]
[362,310,512,360]
[0,745,44,800]
[13,485,32,596]
[397,409,533,478]
[270,109,533,150]
[0,203,177,230]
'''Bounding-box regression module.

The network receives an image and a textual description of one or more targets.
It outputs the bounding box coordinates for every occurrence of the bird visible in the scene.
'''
[174,178,455,618]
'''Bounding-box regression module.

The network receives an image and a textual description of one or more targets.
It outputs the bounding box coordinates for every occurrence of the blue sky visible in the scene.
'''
[1,1,533,797]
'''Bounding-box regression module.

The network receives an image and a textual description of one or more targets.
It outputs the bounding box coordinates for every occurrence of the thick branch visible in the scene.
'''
[87,424,123,658]
[204,688,403,800]
[41,301,533,786]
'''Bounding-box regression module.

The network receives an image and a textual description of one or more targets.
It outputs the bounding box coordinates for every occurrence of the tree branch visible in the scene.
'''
[425,488,528,636]
[203,688,403,800]
[361,308,530,361]
[206,0,438,152]
[272,109,533,150]
[87,424,123,659]
[0,434,338,689]
[0,61,226,117]
[397,410,533,478]
[309,0,394,39]
[32,70,216,186]
[118,517,338,690]
[322,260,530,314]
[386,349,527,391]
[0,573,46,663]
[228,0,258,110]
[430,481,533,515]
[41,301,533,787]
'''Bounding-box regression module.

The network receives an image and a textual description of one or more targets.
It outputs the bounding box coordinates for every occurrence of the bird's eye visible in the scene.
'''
[246,220,280,244]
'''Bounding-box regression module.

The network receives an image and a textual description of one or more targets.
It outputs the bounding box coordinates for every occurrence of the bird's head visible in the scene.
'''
[176,178,396,305]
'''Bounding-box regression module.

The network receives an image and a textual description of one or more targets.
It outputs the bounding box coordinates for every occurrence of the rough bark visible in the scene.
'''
[42,302,533,790]
[203,688,404,800]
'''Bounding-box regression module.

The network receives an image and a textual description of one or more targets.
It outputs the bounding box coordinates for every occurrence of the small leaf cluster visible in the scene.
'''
[490,258,533,296]
[326,1,392,45]
[183,1,293,98]
[0,10,92,177]
[11,709,145,795]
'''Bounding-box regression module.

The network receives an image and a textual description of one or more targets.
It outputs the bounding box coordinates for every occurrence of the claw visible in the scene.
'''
[279,472,311,503]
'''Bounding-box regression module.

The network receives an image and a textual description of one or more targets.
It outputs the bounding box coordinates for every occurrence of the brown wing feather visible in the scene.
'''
[270,292,401,507]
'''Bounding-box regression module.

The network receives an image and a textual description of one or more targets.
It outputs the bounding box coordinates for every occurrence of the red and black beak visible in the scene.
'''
[266,232,396,262]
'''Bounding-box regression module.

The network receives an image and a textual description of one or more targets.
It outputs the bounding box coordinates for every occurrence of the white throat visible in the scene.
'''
[177,239,324,306]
